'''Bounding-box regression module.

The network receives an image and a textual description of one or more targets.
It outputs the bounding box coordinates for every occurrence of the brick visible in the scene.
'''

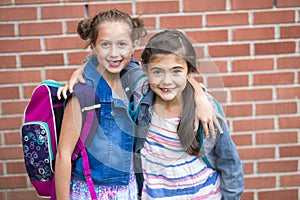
[23,85,37,98]
[0,0,11,6]
[0,55,17,68]
[7,162,26,174]
[45,68,78,81]
[183,0,226,12]
[16,0,59,4]
[233,118,274,132]
[256,102,297,115]
[136,0,179,14]
[231,88,272,102]
[45,37,86,50]
[225,104,252,117]
[277,0,300,7]
[279,116,300,129]
[0,7,37,21]
[198,60,228,73]
[209,44,250,57]
[253,72,295,85]
[211,74,249,88]
[280,26,300,39]
[19,22,62,36]
[256,131,298,145]
[254,10,295,24]
[280,145,300,157]
[0,23,14,37]
[0,87,20,100]
[241,192,254,200]
[89,3,132,16]
[233,27,274,41]
[187,30,228,43]
[277,86,300,99]
[231,134,253,146]
[232,58,274,72]
[160,15,202,29]
[245,176,276,189]
[243,162,254,174]
[4,131,23,145]
[238,147,275,160]
[21,53,64,67]
[0,176,27,189]
[0,147,23,160]
[7,190,41,200]
[140,17,156,29]
[67,52,89,65]
[0,116,23,130]
[0,70,41,84]
[41,5,85,19]
[258,189,298,200]
[231,0,273,10]
[206,13,248,27]
[0,39,40,53]
[66,20,79,34]
[2,101,28,115]
[255,41,296,55]
[281,174,300,187]
[258,160,298,173]
[278,56,300,69]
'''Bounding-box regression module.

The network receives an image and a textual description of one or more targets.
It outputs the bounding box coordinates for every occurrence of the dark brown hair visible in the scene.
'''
[141,30,200,156]
[77,9,147,48]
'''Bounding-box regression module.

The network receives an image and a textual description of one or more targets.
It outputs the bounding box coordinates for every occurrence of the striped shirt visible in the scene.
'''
[141,113,222,200]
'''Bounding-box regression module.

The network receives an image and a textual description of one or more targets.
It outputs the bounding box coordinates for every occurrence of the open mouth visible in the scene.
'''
[109,60,122,67]
[160,88,174,93]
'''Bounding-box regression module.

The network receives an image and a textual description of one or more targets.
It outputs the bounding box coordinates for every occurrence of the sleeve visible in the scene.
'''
[209,97,244,200]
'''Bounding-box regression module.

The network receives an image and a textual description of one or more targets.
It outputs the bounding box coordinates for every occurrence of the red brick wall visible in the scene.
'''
[0,0,299,199]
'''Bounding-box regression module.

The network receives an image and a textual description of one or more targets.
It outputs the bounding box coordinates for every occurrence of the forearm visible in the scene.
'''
[55,152,72,200]
[188,77,205,96]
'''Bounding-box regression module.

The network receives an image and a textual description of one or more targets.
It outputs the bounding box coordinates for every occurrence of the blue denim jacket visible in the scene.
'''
[134,90,245,200]
[72,56,136,186]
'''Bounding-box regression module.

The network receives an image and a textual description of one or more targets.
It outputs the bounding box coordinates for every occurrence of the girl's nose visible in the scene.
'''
[162,73,173,85]
[110,45,118,57]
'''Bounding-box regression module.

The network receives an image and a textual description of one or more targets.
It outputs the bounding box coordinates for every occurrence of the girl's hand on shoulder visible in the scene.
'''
[57,64,86,100]
[188,77,226,138]
[194,94,226,138]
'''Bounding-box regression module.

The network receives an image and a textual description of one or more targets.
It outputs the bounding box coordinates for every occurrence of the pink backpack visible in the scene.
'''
[20,80,99,199]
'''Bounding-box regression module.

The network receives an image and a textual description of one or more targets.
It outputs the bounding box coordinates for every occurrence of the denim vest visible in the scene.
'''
[72,56,136,186]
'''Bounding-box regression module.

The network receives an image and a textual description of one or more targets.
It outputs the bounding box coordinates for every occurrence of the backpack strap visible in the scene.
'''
[198,125,215,169]
[71,83,100,200]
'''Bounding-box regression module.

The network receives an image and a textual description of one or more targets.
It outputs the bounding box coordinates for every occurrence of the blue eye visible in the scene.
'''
[152,69,162,76]
[119,41,128,47]
[100,42,110,48]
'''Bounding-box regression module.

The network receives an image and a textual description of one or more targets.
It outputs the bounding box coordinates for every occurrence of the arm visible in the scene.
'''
[55,96,82,199]
[188,77,225,138]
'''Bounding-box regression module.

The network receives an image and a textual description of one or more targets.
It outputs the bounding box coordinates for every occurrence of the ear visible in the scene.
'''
[133,40,139,49]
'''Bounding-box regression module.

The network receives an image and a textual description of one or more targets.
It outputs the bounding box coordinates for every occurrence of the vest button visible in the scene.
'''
[111,111,115,116]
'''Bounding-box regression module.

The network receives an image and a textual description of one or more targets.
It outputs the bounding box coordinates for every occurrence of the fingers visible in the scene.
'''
[201,121,209,138]
[213,116,224,134]
[62,84,70,99]
[209,120,216,138]
[194,119,199,132]
[57,86,63,100]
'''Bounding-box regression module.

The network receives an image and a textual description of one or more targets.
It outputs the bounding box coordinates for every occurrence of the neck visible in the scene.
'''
[97,67,124,99]
[153,96,182,118]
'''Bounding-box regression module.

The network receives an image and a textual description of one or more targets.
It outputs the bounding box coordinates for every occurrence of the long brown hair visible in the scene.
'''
[141,30,200,156]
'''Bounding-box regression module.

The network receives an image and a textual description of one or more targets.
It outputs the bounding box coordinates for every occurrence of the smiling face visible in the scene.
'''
[145,54,189,104]
[93,21,135,75]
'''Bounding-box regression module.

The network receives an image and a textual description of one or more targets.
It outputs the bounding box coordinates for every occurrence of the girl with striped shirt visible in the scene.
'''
[138,30,244,200]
